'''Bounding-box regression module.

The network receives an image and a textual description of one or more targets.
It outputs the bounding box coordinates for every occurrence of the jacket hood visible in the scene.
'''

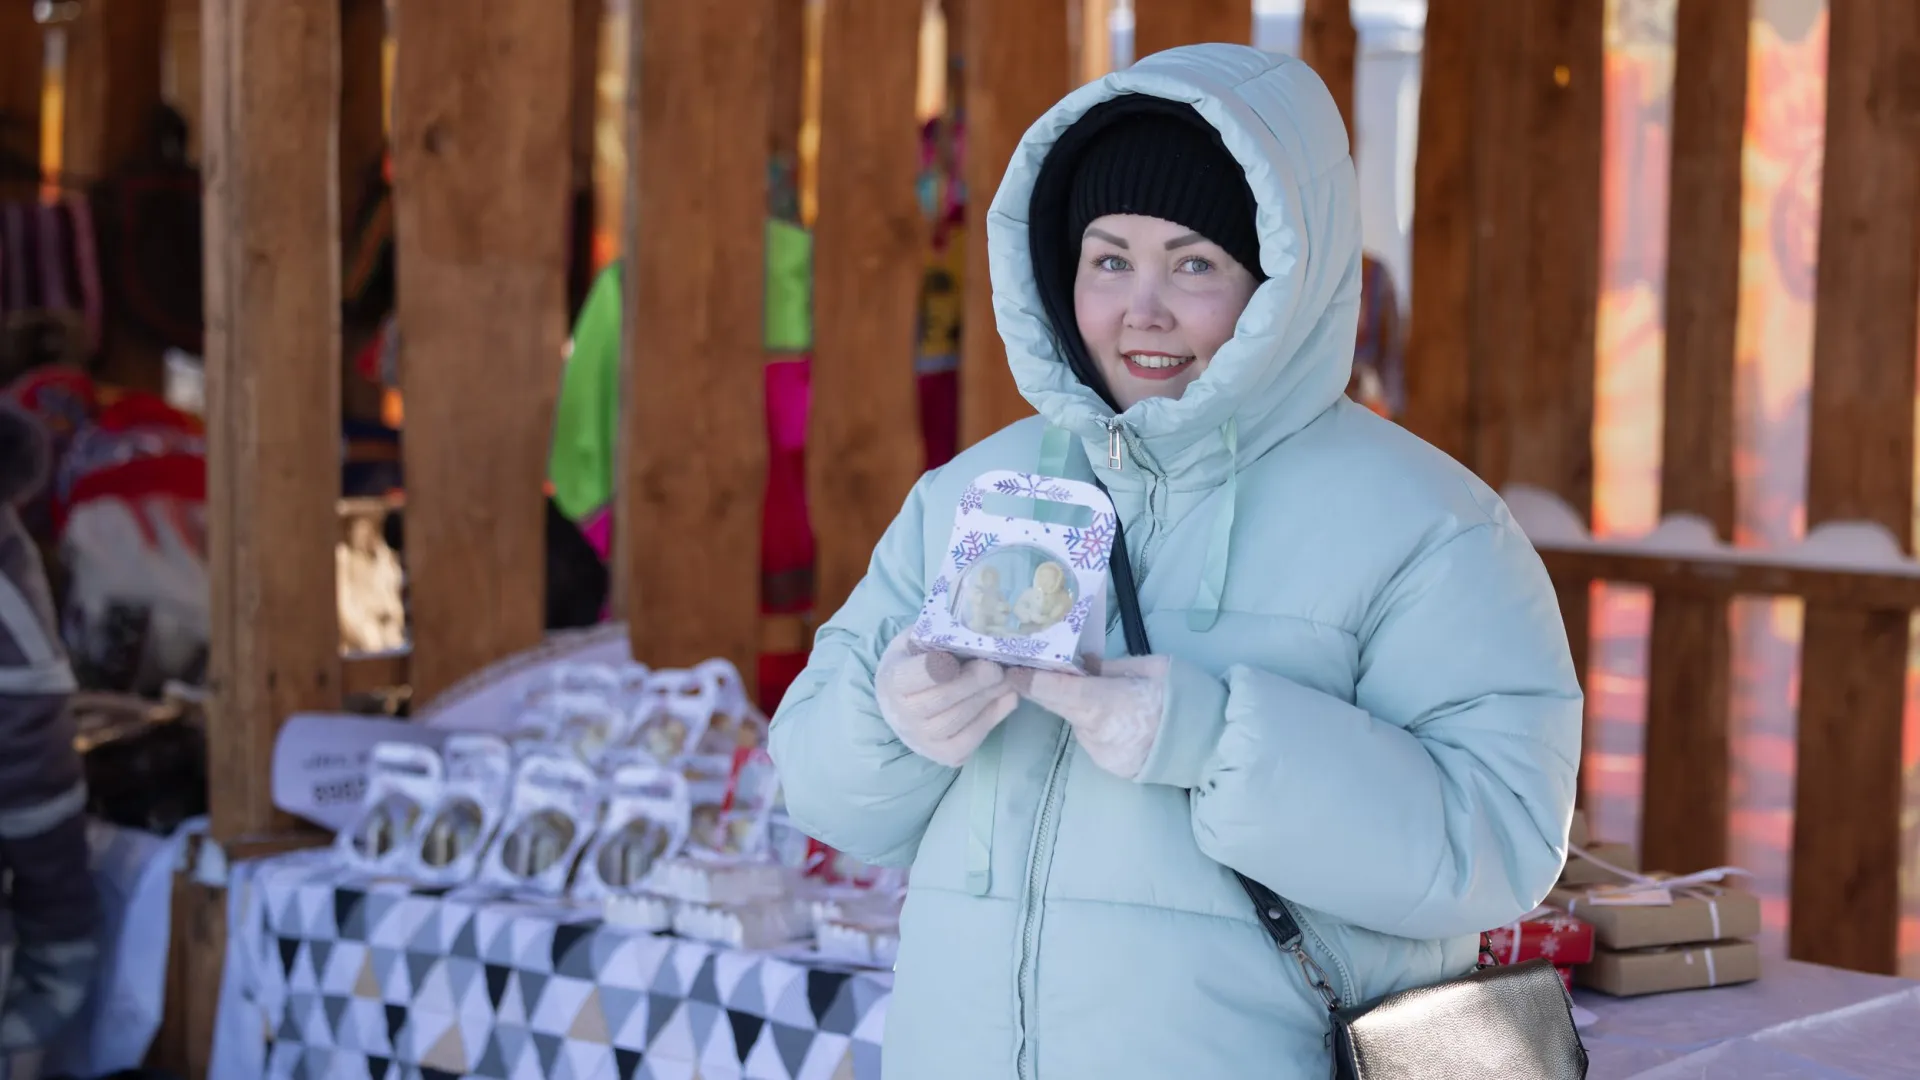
[987,45,1361,487]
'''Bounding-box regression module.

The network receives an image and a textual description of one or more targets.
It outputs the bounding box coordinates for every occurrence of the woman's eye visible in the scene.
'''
[1093,254,1130,273]
[1178,256,1215,274]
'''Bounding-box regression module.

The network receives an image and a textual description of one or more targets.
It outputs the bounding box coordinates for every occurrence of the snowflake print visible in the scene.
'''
[1065,512,1118,571]
[1065,598,1092,634]
[958,485,985,513]
[914,614,935,640]
[950,531,998,568]
[993,636,1049,659]
[930,574,950,598]
[992,474,1071,502]
[923,633,959,650]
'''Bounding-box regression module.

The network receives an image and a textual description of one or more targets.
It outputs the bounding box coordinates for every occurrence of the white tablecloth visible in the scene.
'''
[1577,960,1920,1078]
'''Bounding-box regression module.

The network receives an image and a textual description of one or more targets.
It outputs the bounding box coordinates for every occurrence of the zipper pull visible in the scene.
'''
[1105,420,1124,471]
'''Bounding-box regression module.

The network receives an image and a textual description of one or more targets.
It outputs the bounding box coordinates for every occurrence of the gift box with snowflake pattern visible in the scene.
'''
[911,469,1116,673]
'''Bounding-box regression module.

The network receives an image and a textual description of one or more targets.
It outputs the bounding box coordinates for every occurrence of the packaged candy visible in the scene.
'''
[572,762,690,902]
[912,470,1115,672]
[816,913,902,969]
[336,742,443,875]
[412,733,512,886]
[479,752,602,896]
[691,658,768,755]
[649,856,787,905]
[626,668,714,764]
[539,692,632,764]
[616,661,654,710]
[687,749,779,861]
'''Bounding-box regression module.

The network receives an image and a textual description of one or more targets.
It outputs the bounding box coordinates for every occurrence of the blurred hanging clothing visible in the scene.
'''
[1347,253,1404,419]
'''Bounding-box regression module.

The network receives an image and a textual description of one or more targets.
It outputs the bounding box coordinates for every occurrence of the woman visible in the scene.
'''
[769,45,1582,1079]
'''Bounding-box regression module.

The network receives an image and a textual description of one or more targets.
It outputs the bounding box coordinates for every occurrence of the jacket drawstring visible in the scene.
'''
[1188,417,1238,632]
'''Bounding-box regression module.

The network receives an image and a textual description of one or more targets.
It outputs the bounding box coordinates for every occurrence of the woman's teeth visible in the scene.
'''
[1125,353,1191,370]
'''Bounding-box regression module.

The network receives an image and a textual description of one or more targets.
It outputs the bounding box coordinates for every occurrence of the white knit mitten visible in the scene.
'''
[1016,656,1169,780]
[874,630,1018,767]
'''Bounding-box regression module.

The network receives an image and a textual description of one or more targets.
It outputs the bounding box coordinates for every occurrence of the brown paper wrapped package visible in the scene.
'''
[1558,842,1636,887]
[1577,940,1761,997]
[1548,881,1761,950]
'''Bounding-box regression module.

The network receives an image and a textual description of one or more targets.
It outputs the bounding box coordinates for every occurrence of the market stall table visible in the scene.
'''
[213,849,1920,1080]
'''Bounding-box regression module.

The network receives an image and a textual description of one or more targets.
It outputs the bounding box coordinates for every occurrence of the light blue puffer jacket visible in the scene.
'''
[770,44,1583,1080]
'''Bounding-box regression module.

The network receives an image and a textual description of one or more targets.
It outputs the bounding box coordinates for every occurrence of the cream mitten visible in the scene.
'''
[1016,656,1169,780]
[874,630,1018,767]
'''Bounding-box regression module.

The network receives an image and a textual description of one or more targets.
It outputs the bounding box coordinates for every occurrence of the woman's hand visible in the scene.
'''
[875,630,1019,767]
[1017,656,1169,780]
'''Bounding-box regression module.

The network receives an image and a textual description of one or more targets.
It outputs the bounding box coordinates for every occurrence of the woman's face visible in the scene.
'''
[1073,213,1260,411]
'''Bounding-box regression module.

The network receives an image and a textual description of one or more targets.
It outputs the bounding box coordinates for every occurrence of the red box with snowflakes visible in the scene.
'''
[1486,908,1596,968]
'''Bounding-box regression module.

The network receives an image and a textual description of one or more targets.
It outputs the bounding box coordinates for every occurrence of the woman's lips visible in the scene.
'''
[1121,351,1194,381]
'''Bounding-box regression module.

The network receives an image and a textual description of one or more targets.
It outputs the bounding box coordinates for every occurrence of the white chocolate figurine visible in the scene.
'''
[1013,561,1074,632]
[961,565,1013,635]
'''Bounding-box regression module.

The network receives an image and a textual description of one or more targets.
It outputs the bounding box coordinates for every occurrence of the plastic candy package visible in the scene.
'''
[626,668,714,765]
[687,749,779,861]
[673,896,812,950]
[540,693,632,765]
[911,470,1116,673]
[412,733,512,886]
[479,752,602,896]
[648,856,787,906]
[572,762,690,902]
[336,742,443,875]
[690,658,768,756]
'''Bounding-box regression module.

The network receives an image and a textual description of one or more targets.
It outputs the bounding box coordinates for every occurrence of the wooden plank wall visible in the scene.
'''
[958,0,1068,447]
[1789,0,1920,976]
[1298,0,1356,142]
[808,0,927,622]
[1077,0,1112,85]
[390,0,573,702]
[618,0,769,682]
[1132,0,1249,59]
[1637,0,1747,877]
[201,0,344,842]
[0,3,39,201]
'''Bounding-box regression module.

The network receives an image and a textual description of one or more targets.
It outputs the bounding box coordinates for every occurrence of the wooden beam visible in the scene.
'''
[1638,0,1748,878]
[202,0,343,842]
[1078,0,1112,85]
[1132,0,1248,58]
[1401,0,1474,463]
[1535,549,1920,611]
[391,0,573,701]
[61,0,166,181]
[1,5,44,201]
[1299,0,1356,145]
[959,0,1068,447]
[809,0,927,622]
[618,0,769,681]
[1789,0,1920,976]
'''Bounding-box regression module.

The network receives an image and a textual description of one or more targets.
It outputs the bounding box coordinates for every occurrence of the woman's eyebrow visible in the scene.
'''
[1166,232,1206,250]
[1084,227,1129,248]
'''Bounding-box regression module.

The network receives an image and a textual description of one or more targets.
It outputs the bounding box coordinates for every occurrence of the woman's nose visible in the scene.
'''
[1123,281,1173,330]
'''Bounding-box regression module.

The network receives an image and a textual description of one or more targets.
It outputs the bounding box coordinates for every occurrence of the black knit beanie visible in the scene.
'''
[1067,112,1264,280]
[1028,96,1265,411]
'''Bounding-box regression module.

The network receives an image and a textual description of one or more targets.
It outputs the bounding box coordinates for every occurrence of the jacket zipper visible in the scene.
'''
[1013,724,1074,1079]
[1285,898,1359,1009]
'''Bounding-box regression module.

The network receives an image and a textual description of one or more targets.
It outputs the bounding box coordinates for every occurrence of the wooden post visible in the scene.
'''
[1638,0,1747,876]
[809,0,926,621]
[1789,0,1920,976]
[201,0,344,842]
[618,0,770,681]
[61,0,166,181]
[959,0,1069,447]
[391,0,573,701]
[1400,0,1474,463]
[1298,0,1355,144]
[1131,0,1248,58]
[0,3,39,200]
[1078,0,1112,84]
